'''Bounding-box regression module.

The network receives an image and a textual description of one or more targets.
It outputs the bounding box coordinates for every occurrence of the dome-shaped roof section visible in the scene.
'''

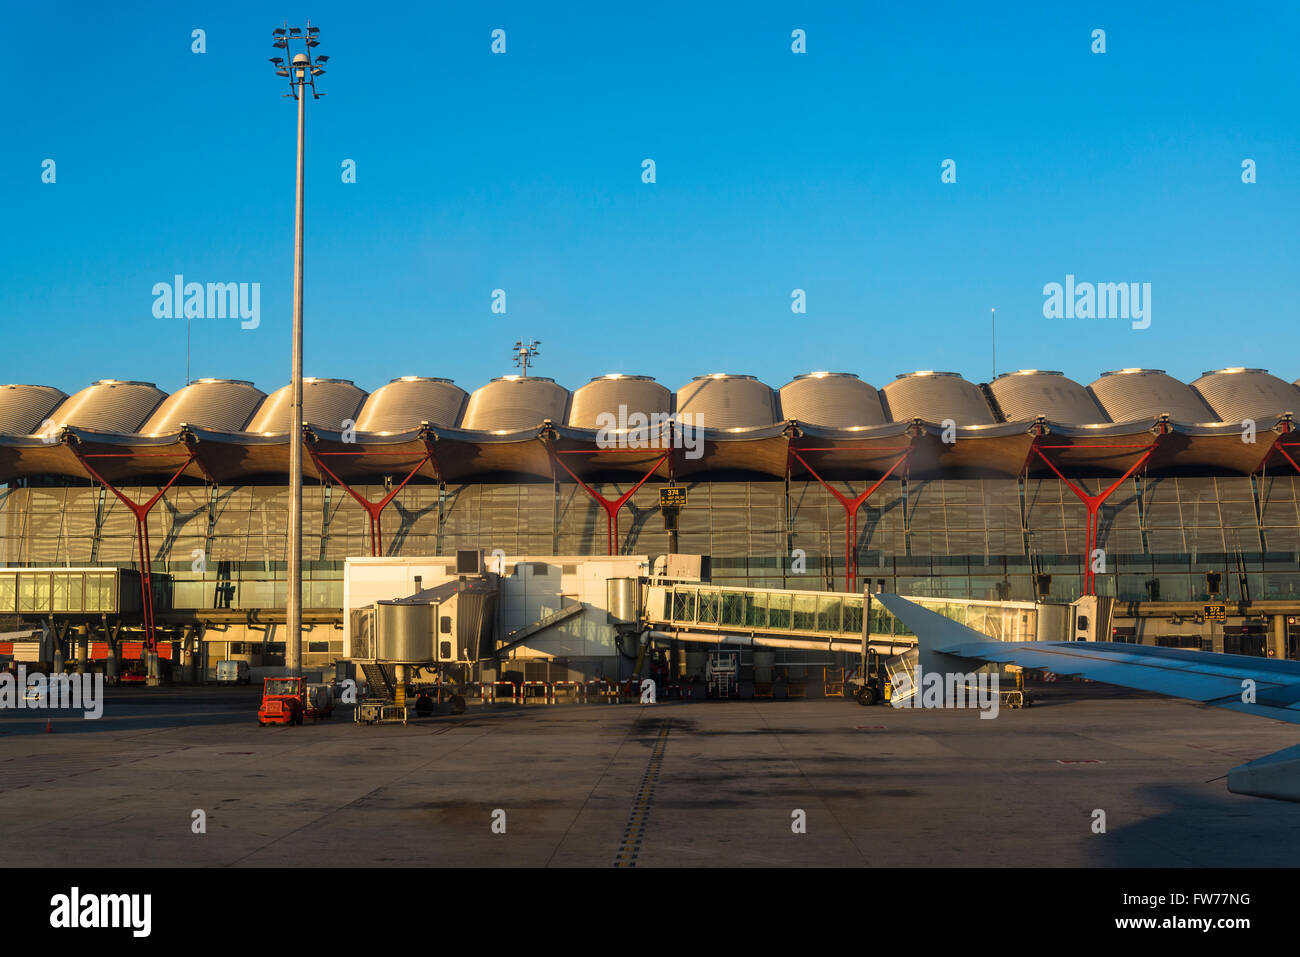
[1191,368,1300,423]
[778,373,886,428]
[246,378,367,434]
[568,375,672,430]
[140,379,266,434]
[354,377,468,433]
[990,370,1108,424]
[51,380,167,433]
[460,377,570,432]
[675,374,778,430]
[880,372,994,426]
[0,385,67,435]
[1088,369,1216,424]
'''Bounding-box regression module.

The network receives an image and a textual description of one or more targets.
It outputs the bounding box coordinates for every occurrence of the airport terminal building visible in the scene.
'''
[3,365,1300,674]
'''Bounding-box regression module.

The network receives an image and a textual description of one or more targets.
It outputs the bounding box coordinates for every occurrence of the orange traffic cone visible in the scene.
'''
[44,720,53,733]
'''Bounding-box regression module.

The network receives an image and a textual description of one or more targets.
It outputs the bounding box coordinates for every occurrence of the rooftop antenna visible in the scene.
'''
[513,338,541,377]
[991,307,997,380]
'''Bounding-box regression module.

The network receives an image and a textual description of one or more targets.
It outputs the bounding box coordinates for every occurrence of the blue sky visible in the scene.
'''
[2,1,1296,400]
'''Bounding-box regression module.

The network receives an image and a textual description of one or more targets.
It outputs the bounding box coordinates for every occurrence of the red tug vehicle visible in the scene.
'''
[257,676,334,726]
[257,677,307,726]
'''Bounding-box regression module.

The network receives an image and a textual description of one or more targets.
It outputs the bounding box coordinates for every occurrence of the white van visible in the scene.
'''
[216,660,250,684]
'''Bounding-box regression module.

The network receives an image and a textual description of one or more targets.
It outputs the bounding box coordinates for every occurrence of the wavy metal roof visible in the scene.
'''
[141,379,267,435]
[0,385,67,435]
[246,378,368,434]
[779,373,886,428]
[1088,369,1216,425]
[354,377,468,433]
[2,369,1296,484]
[460,376,570,433]
[880,372,994,426]
[568,375,672,430]
[1191,369,1300,424]
[50,380,166,433]
[990,370,1108,424]
[676,374,779,430]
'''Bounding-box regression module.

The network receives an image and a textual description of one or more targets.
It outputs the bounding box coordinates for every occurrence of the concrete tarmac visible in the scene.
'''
[2,681,1299,867]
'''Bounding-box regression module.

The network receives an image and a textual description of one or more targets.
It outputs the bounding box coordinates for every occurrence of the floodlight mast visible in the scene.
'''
[513,339,541,377]
[270,20,328,677]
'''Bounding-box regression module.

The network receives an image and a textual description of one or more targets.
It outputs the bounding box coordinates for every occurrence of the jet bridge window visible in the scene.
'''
[672,589,696,622]
[440,616,452,634]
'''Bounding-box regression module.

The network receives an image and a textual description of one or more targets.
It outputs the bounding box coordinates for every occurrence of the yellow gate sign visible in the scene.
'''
[1204,603,1227,622]
[659,487,687,508]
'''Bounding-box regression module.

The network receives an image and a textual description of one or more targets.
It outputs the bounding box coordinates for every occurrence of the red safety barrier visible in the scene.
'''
[490,681,519,704]
[551,680,583,703]
[521,680,551,704]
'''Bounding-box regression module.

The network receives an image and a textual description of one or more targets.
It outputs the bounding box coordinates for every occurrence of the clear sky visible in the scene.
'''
[2,1,1296,401]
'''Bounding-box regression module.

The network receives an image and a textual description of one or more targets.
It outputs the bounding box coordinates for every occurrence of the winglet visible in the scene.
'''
[1229,742,1300,802]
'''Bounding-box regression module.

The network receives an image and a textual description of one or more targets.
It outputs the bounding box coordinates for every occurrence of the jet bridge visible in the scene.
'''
[643,580,1044,653]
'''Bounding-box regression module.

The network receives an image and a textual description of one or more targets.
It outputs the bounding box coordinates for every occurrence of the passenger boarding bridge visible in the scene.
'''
[642,580,1046,654]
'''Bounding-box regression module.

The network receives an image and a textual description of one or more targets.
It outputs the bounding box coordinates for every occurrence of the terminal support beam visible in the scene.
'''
[546,446,670,556]
[1257,419,1300,475]
[1031,439,1161,597]
[70,446,196,651]
[306,443,431,557]
[788,447,912,593]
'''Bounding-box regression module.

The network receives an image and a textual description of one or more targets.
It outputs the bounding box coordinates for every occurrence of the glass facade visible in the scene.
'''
[2,473,1299,609]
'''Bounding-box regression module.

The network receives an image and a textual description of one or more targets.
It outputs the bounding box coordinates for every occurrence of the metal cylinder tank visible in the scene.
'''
[778,373,886,428]
[0,385,67,435]
[675,374,778,430]
[881,371,994,425]
[606,578,641,627]
[1087,369,1216,424]
[51,380,167,433]
[1191,368,1300,424]
[568,375,672,430]
[247,378,368,434]
[460,376,570,432]
[989,370,1107,424]
[354,377,468,433]
[140,378,267,434]
[375,601,434,663]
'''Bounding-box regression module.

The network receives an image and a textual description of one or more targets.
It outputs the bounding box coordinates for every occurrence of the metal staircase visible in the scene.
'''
[360,661,394,701]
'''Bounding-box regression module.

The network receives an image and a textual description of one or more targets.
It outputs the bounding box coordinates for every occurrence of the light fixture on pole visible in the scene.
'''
[513,339,541,377]
[270,20,328,678]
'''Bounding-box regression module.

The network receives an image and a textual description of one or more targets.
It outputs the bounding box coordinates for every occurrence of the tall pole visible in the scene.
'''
[990,307,997,381]
[270,25,326,676]
[286,55,307,677]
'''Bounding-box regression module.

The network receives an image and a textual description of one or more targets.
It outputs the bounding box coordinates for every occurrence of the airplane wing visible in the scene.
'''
[876,593,1300,802]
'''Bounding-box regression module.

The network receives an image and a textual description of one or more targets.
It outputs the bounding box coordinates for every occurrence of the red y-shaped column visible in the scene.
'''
[73,449,196,651]
[308,446,431,557]
[1032,442,1159,596]
[789,447,911,592]
[549,448,670,555]
[1263,420,1300,474]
